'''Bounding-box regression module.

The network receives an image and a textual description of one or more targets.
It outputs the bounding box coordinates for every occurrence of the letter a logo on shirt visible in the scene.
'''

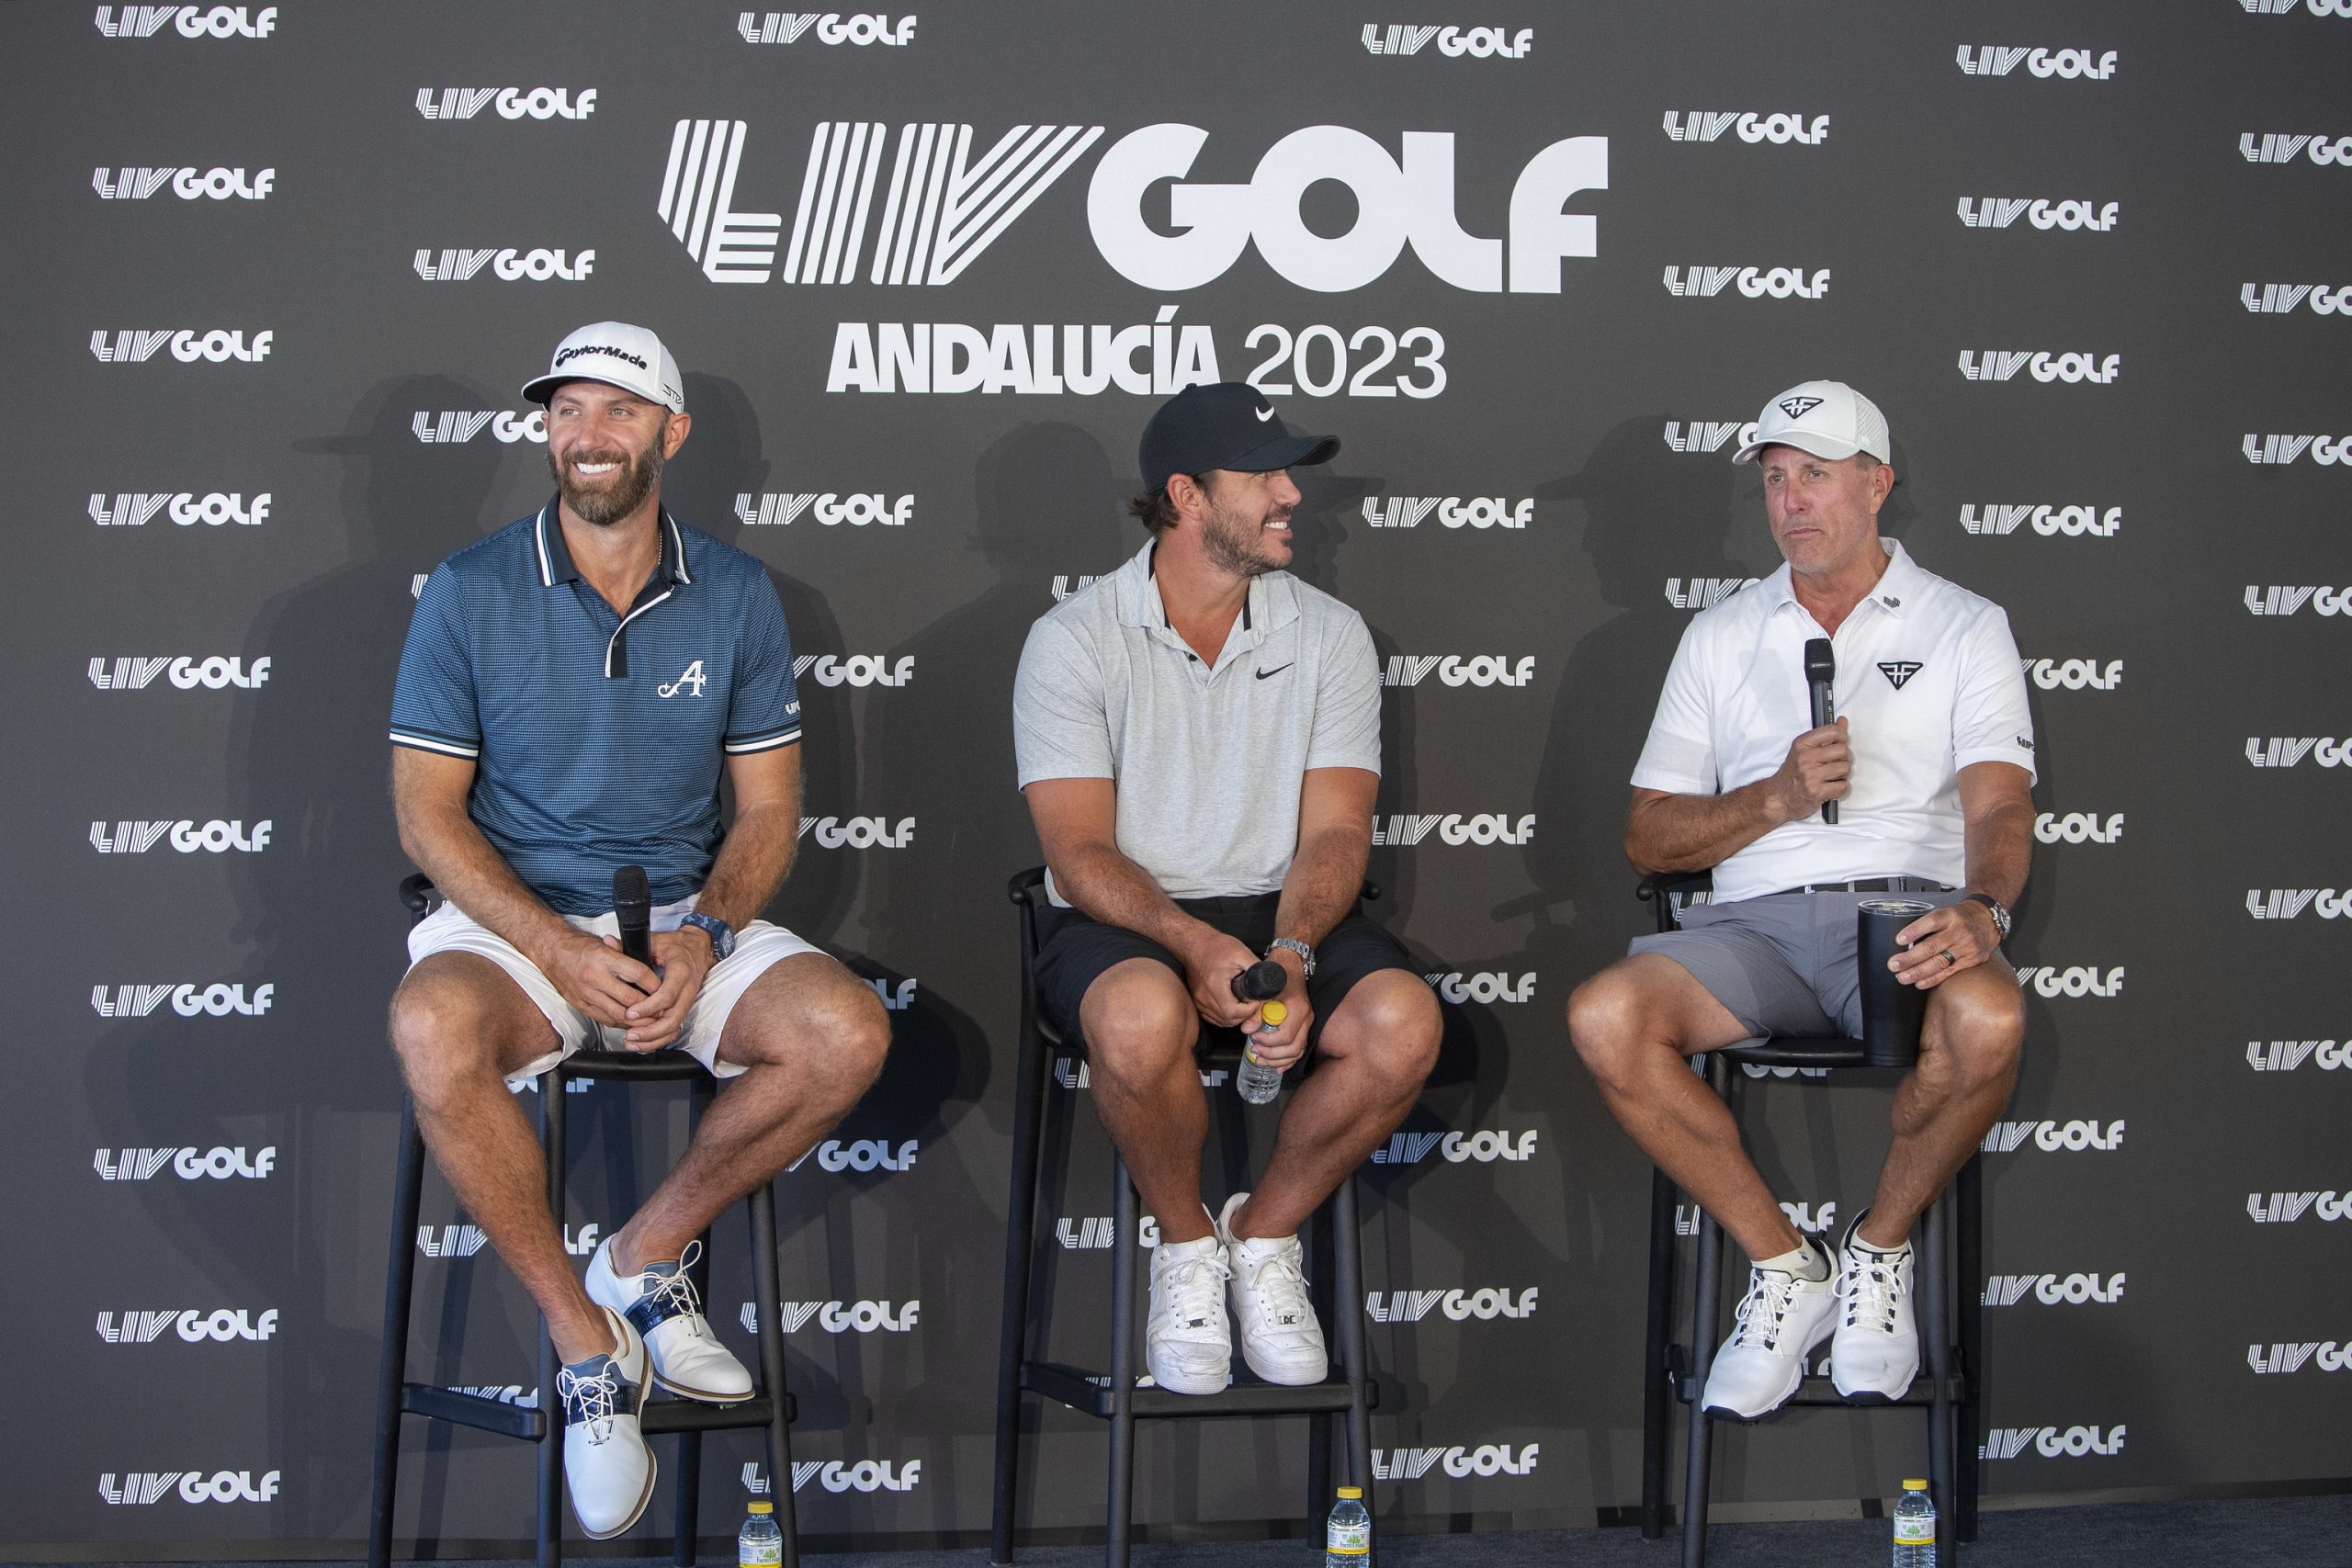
[660,659,709,697]
[1878,660,1923,691]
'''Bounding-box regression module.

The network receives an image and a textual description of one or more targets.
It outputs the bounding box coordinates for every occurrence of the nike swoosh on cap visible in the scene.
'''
[1255,406,1275,422]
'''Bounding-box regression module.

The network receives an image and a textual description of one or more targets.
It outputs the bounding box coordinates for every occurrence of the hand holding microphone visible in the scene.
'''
[1770,638,1851,826]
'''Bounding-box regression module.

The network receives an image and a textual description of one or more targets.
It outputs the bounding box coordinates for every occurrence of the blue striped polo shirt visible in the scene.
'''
[390,501,801,916]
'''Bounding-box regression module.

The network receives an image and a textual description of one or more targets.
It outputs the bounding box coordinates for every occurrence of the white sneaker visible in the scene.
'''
[1831,1213,1919,1403]
[1700,1259,1835,1422]
[1147,1227,1233,1394]
[1216,1192,1328,1387]
[585,1236,753,1404]
[557,1306,657,1540]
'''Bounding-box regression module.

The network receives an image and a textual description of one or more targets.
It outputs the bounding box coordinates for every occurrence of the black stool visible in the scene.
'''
[1634,872,1983,1566]
[989,867,1377,1568]
[369,874,799,1568]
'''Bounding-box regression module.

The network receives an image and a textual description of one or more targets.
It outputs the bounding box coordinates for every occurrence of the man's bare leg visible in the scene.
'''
[1857,960,2024,1247]
[1080,958,1215,1244]
[1228,970,1440,1240]
[387,953,611,1362]
[1568,953,1803,1261]
[606,953,891,1270]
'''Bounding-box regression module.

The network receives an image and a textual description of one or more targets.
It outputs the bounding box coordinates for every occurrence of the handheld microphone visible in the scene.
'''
[614,864,654,970]
[1231,961,1288,1003]
[1803,637,1838,826]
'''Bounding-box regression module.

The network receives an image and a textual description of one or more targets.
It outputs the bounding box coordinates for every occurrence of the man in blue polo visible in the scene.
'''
[387,322,890,1539]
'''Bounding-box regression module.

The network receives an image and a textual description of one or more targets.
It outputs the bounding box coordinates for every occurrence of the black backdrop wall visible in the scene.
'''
[8,0,2351,1556]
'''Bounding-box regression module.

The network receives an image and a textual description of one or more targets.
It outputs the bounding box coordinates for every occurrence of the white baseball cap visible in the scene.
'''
[521,321,685,412]
[1732,379,1890,465]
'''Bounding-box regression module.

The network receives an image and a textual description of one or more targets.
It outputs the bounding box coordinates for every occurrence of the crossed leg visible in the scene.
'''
[1567,953,2022,1258]
[388,951,889,1362]
[1080,960,1441,1246]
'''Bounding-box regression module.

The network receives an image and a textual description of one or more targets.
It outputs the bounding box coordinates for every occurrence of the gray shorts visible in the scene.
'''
[1628,889,1962,1044]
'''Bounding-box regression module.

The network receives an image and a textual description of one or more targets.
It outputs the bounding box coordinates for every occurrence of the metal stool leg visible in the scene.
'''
[1679,1055,1734,1568]
[1921,1194,1956,1562]
[369,1097,429,1568]
[1104,1154,1142,1568]
[539,1071,568,1568]
[747,1177,797,1568]
[1639,1167,1679,1540]
[1956,1155,1984,1543]
[990,1009,1052,1566]
[1331,1173,1374,1568]
[672,1079,718,1568]
[1306,1204,1333,1527]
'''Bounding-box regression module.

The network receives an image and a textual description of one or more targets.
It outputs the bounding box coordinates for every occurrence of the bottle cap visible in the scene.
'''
[1902,1479,1927,1491]
[1261,1001,1288,1025]
[749,1501,775,1514]
[1336,1486,1363,1499]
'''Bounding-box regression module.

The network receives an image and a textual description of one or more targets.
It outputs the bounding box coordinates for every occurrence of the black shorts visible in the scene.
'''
[1033,892,1416,1049]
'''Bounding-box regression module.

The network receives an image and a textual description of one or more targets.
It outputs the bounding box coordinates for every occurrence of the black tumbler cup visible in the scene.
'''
[1857,898,1933,1067]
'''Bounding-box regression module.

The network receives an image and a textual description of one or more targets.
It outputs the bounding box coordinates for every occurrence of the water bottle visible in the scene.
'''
[1232,959,1289,1105]
[739,1499,783,1567]
[1325,1484,1371,1567]
[1891,1478,1935,1567]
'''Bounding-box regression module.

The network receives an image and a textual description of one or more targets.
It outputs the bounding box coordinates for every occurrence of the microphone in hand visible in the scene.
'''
[1803,637,1838,826]
[613,864,654,972]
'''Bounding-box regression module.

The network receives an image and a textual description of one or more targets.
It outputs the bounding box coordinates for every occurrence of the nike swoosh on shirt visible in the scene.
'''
[1255,663,1293,680]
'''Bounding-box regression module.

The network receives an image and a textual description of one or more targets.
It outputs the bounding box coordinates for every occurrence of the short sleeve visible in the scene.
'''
[390,566,481,758]
[1628,619,1718,794]
[1304,612,1382,775]
[1013,617,1114,786]
[724,574,802,755]
[1951,605,2036,782]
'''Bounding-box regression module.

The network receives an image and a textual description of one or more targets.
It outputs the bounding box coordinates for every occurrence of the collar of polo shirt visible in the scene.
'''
[532,501,694,590]
[1112,538,1301,648]
[1760,537,1923,621]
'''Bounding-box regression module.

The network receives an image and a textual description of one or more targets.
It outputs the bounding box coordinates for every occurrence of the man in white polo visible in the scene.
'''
[1013,382,1441,1393]
[1567,381,2034,1420]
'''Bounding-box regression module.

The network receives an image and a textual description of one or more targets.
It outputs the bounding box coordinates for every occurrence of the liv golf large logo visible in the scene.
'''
[658,119,1607,291]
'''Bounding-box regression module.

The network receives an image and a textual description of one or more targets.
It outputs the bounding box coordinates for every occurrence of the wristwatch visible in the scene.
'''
[1963,893,2012,942]
[677,910,737,961]
[1267,937,1317,976]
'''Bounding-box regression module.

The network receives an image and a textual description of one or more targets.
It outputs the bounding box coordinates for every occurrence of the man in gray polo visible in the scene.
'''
[1013,382,1442,1394]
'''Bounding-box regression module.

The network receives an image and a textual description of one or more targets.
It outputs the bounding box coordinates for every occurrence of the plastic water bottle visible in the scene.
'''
[1237,1002,1288,1103]
[1325,1484,1371,1567]
[1892,1478,1935,1566]
[739,1499,783,1566]
[1232,959,1290,1105]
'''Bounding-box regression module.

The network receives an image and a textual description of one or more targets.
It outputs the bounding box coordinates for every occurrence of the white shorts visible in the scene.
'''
[405,896,822,1087]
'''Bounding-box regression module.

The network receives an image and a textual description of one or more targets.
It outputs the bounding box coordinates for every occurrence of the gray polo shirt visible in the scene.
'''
[1013,537,1382,904]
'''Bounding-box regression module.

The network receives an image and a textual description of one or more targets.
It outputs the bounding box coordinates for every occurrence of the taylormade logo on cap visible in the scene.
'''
[1732,379,1890,464]
[522,321,685,412]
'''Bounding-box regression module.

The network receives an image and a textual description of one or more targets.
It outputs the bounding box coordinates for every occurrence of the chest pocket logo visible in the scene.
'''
[1877,660,1924,691]
[659,659,709,698]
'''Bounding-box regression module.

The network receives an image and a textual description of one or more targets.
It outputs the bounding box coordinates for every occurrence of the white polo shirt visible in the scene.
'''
[1013,537,1382,905]
[1630,539,2035,904]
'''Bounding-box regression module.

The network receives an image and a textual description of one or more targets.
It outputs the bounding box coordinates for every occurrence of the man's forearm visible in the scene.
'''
[694,800,799,931]
[1052,840,1216,959]
[1626,781,1787,875]
[1274,826,1370,950]
[396,795,573,968]
[1962,799,2033,910]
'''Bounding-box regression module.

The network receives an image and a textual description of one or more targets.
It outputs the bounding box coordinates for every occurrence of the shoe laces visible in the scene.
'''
[1237,1240,1315,1334]
[1835,1245,1912,1333]
[1730,1268,1804,1351]
[1155,1247,1231,1336]
[638,1239,714,1337]
[557,1359,625,1443]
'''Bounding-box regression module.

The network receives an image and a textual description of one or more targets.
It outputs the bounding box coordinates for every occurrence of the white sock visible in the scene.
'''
[1755,1237,1829,1281]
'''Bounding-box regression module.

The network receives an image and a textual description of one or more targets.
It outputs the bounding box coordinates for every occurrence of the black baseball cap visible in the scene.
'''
[1138,382,1340,495]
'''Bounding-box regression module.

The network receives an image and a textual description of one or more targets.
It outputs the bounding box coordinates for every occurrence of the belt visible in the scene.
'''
[1768,877,1953,897]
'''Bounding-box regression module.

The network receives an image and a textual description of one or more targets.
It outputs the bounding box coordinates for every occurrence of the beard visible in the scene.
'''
[549,432,664,526]
[1199,493,1291,578]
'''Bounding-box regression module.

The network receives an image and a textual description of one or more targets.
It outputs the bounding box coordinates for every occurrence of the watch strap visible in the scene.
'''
[1267,937,1316,976]
[1963,892,2011,940]
[679,910,736,960]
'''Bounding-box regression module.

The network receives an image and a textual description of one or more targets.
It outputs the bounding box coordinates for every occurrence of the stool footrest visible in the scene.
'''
[398,1383,796,1441]
[1674,1371,1966,1407]
[1023,1359,1372,1419]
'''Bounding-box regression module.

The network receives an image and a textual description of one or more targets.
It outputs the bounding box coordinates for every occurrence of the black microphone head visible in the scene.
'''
[613,864,650,911]
[1232,960,1288,1002]
[1803,637,1836,683]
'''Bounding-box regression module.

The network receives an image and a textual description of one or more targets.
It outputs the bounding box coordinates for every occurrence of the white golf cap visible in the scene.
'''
[1732,379,1890,465]
[521,321,685,412]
